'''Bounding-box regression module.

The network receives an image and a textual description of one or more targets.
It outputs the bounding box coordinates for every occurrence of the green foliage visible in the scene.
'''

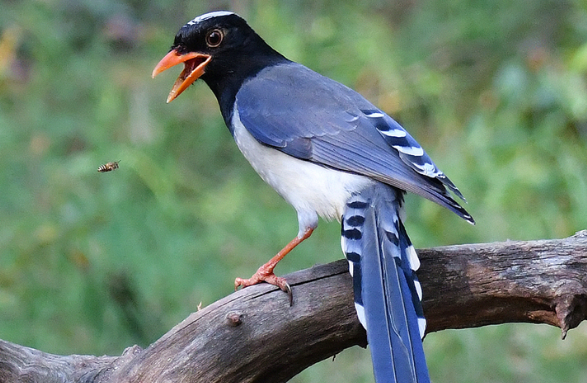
[0,0,586,381]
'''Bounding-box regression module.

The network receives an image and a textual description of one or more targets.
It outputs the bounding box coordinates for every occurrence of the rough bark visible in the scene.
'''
[1,231,586,383]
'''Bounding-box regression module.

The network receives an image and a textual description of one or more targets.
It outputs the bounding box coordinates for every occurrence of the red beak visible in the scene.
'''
[152,49,212,103]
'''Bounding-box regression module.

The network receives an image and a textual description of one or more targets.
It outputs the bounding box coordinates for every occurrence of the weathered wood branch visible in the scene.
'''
[1,231,586,383]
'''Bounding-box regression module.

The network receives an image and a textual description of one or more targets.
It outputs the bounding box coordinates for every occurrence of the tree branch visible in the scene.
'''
[1,232,586,383]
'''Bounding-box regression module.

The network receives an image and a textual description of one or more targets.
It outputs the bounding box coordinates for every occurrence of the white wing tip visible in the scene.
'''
[355,303,367,329]
[418,317,427,338]
[407,245,420,271]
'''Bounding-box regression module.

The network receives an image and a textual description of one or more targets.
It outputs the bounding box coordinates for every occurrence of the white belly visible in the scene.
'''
[231,105,373,231]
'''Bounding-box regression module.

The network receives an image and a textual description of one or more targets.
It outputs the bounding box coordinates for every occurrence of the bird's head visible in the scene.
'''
[152,11,286,103]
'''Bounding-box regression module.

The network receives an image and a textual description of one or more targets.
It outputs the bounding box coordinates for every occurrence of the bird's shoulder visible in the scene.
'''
[233,62,388,147]
[237,62,373,114]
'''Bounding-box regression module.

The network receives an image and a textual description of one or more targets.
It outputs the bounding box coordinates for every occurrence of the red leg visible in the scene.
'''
[234,228,314,304]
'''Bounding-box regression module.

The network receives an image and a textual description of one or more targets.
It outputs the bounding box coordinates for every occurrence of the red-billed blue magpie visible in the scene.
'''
[153,11,474,383]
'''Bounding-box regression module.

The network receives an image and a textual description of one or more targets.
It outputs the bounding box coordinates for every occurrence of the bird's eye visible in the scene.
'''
[206,29,223,48]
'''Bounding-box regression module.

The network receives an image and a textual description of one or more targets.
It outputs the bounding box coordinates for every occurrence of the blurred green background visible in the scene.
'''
[1,0,586,382]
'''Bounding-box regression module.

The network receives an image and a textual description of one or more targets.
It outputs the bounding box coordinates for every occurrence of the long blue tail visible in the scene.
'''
[341,183,429,383]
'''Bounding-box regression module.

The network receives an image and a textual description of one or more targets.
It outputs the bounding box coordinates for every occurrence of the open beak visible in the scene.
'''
[152,49,212,103]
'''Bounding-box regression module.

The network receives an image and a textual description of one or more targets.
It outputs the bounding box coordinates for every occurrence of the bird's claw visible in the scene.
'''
[235,272,293,306]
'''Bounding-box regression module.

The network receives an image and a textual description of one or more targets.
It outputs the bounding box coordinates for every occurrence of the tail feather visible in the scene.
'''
[342,184,429,383]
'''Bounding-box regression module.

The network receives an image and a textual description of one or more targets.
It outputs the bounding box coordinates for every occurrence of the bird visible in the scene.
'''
[152,11,474,383]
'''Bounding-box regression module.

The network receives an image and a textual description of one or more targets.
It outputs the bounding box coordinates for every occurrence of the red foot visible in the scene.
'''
[233,228,314,307]
[235,268,292,305]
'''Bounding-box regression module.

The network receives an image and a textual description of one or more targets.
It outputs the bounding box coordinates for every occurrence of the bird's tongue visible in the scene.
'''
[152,50,211,103]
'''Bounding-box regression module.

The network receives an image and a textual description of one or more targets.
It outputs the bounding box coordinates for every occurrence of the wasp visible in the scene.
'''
[98,161,120,172]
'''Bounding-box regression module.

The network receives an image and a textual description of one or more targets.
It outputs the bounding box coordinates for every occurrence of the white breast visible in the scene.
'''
[231,104,373,233]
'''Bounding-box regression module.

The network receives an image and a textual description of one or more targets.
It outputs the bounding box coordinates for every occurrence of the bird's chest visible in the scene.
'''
[231,111,373,222]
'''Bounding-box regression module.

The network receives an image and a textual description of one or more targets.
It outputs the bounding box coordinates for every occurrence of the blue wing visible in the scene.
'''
[235,62,473,223]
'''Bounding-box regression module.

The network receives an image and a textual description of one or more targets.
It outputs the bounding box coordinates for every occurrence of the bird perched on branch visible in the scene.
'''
[153,11,473,383]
